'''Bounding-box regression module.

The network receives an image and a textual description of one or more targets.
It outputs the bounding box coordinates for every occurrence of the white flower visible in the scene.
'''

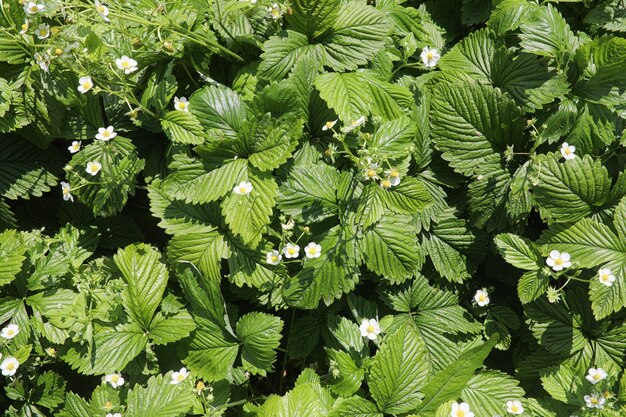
[380,178,392,189]
[171,367,189,384]
[232,181,253,195]
[68,141,81,153]
[1,324,19,339]
[24,2,45,14]
[421,47,441,68]
[474,289,490,307]
[586,368,608,384]
[281,219,295,230]
[598,268,616,287]
[95,0,110,21]
[106,414,122,417]
[34,52,50,72]
[342,116,366,133]
[450,401,474,417]
[96,126,117,141]
[359,318,381,340]
[115,56,138,74]
[20,20,29,34]
[86,161,102,176]
[77,76,93,94]
[506,400,524,415]
[0,357,19,376]
[560,142,576,160]
[546,250,571,271]
[61,182,73,202]
[104,373,124,388]
[322,120,337,131]
[174,96,189,112]
[282,243,300,259]
[386,168,401,186]
[267,3,283,19]
[304,242,322,259]
[584,393,605,409]
[34,23,49,39]
[266,250,282,265]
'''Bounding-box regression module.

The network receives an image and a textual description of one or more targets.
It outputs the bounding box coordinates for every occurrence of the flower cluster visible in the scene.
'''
[266,242,322,264]
[584,367,610,410]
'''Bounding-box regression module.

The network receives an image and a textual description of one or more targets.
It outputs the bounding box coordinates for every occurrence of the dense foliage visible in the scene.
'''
[1,0,626,415]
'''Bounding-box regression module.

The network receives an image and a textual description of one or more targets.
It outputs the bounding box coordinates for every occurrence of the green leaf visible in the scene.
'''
[369,323,430,414]
[460,371,525,417]
[236,312,283,376]
[326,348,364,397]
[431,81,525,177]
[382,177,433,215]
[361,215,422,284]
[163,154,248,205]
[519,4,579,62]
[31,371,66,410]
[494,233,543,270]
[378,3,445,50]
[287,0,340,39]
[532,154,614,223]
[221,171,277,247]
[258,31,326,82]
[517,269,551,304]
[328,396,383,417]
[277,163,341,222]
[243,114,302,172]
[190,84,248,139]
[149,310,197,345]
[315,71,413,122]
[114,244,168,330]
[584,0,626,33]
[160,110,206,145]
[126,373,196,417]
[573,36,626,107]
[0,230,25,286]
[259,380,333,417]
[168,230,226,281]
[414,336,498,416]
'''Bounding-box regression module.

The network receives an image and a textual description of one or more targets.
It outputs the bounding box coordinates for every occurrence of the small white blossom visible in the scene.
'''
[322,120,337,131]
[560,142,576,160]
[380,178,392,189]
[586,368,608,385]
[546,250,571,271]
[86,161,102,176]
[281,219,295,230]
[34,52,50,72]
[96,126,117,141]
[1,324,19,339]
[342,116,366,133]
[304,242,322,259]
[282,243,300,259]
[584,393,605,409]
[359,318,381,340]
[450,401,474,417]
[171,367,189,384]
[106,414,122,417]
[267,3,283,19]
[24,2,45,14]
[174,96,189,112]
[20,20,29,34]
[506,400,524,415]
[364,163,379,181]
[61,182,73,202]
[115,56,138,74]
[266,250,282,265]
[68,141,81,153]
[232,181,253,195]
[474,289,490,307]
[386,168,401,186]
[95,0,110,21]
[598,268,616,287]
[0,357,19,376]
[77,76,93,94]
[420,47,441,68]
[105,373,124,388]
[34,23,49,39]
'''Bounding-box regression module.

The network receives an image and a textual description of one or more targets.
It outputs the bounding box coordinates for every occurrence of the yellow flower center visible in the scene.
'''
[39,29,47,36]
[7,329,14,336]
[554,258,563,266]
[91,166,99,173]
[102,131,110,137]
[601,274,609,281]
[239,186,247,193]
[271,255,278,262]
[511,405,519,412]
[82,82,91,89]
[288,248,296,255]
[177,373,185,381]
[594,373,602,380]
[21,23,28,30]
[591,398,598,404]
[367,324,375,333]
[30,5,38,12]
[426,52,433,60]
[6,362,14,370]
[389,169,399,178]
[308,247,317,255]
[381,179,391,188]
[325,121,334,129]
[104,401,113,410]
[97,5,106,13]
[564,148,571,155]
[271,9,280,16]
[478,295,485,301]
[177,102,187,110]
[111,375,119,382]
[122,61,130,67]
[367,169,376,178]
[196,381,205,390]
[456,411,465,417]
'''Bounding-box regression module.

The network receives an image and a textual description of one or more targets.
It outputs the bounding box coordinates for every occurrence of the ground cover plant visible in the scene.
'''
[1,0,626,415]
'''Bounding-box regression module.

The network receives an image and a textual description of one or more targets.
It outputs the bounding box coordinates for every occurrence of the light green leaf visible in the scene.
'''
[0,230,25,286]
[114,244,168,330]
[149,310,196,345]
[517,269,551,304]
[519,4,579,62]
[460,371,525,417]
[160,110,206,145]
[369,323,430,414]
[287,0,340,38]
[326,348,364,397]
[190,84,247,139]
[236,312,283,376]
[328,396,382,417]
[431,81,525,177]
[126,373,196,417]
[361,215,422,284]
[494,233,543,271]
